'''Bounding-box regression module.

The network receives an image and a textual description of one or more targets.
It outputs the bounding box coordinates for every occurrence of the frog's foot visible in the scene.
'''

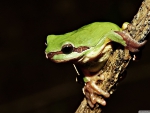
[115,31,147,52]
[83,80,110,108]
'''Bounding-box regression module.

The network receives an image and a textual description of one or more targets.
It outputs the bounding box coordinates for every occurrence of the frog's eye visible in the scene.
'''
[61,44,74,54]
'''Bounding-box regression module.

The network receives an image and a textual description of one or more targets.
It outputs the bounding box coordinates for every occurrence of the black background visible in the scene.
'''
[0,0,150,113]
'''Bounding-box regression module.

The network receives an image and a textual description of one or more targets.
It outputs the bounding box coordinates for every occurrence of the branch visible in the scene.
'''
[75,0,150,112]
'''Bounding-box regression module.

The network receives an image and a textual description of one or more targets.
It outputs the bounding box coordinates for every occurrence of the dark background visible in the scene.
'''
[0,0,150,113]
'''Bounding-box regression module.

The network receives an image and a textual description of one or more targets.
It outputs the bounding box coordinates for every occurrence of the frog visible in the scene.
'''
[45,22,146,108]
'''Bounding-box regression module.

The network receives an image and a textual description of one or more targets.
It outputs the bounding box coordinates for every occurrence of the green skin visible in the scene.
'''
[45,22,145,108]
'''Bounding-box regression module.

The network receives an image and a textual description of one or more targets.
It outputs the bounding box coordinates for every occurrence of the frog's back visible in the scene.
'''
[74,22,121,40]
[82,22,121,32]
[68,22,121,47]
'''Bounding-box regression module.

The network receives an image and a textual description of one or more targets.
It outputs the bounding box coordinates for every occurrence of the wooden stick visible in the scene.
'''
[75,0,150,112]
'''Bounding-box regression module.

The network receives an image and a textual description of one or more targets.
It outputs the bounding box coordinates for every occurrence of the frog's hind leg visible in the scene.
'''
[115,31,147,52]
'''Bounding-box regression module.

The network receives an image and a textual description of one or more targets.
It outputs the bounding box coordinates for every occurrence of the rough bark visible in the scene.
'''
[75,0,150,112]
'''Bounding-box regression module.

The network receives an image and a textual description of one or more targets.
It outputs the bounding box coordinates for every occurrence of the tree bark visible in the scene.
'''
[75,0,150,112]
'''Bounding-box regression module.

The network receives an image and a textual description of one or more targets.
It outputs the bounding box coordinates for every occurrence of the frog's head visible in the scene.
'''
[45,34,91,63]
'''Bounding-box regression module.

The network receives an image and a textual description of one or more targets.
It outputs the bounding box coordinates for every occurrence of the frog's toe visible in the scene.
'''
[84,91,95,108]
[89,81,110,98]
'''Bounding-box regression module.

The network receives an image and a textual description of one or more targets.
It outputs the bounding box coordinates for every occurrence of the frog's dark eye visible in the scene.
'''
[61,44,74,54]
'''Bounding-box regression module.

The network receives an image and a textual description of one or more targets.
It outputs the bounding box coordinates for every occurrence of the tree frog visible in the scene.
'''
[45,22,146,108]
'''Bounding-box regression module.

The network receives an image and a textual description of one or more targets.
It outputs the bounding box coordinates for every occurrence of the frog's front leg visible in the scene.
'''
[82,69,110,108]
[83,80,110,108]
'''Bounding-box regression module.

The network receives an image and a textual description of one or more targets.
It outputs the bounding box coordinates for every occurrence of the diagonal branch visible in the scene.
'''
[75,0,150,112]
